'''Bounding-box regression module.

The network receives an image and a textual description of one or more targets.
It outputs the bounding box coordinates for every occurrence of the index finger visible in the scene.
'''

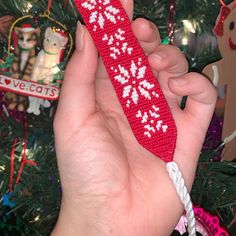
[121,0,134,20]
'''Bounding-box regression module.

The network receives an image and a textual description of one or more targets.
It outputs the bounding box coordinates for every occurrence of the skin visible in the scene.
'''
[52,0,217,235]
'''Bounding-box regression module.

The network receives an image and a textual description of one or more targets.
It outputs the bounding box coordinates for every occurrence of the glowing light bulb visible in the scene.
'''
[182,20,196,33]
[0,165,6,171]
[182,37,188,45]
[24,3,33,13]
[34,215,40,222]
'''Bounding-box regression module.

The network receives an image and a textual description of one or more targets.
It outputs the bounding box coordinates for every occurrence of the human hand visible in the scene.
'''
[52,1,217,235]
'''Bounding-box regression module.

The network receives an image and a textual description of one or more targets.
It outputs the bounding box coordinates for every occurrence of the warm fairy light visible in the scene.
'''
[21,148,30,156]
[182,19,196,33]
[0,165,6,171]
[20,148,33,160]
[24,3,33,13]
[34,215,40,222]
[182,37,188,45]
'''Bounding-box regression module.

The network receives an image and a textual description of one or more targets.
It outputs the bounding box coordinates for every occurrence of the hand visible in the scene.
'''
[52,1,216,235]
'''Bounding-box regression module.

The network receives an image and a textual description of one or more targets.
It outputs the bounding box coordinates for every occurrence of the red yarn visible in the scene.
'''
[74,0,177,162]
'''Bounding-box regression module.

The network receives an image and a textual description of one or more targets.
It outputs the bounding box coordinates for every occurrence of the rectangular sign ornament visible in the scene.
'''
[0,75,59,100]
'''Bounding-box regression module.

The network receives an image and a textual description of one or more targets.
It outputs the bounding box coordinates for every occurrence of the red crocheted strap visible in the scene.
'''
[74,0,177,162]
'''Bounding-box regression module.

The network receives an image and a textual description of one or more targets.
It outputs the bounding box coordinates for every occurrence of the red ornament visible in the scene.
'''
[74,0,177,162]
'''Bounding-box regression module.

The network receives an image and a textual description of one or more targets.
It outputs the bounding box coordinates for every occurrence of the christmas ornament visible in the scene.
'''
[8,118,37,192]
[203,0,236,160]
[0,4,73,115]
[74,0,195,235]
[74,0,176,162]
[174,206,229,236]
[1,193,15,208]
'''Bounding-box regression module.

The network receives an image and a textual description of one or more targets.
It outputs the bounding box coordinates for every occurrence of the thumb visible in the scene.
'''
[55,21,98,131]
[169,73,217,126]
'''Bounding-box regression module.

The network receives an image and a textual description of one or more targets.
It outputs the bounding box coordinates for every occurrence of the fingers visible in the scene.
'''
[55,22,98,128]
[169,73,217,123]
[168,73,216,190]
[121,0,134,20]
[132,18,161,55]
[147,45,188,107]
[148,44,188,76]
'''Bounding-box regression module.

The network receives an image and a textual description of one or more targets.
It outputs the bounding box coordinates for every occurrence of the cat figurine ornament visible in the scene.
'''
[10,24,40,81]
[0,13,72,116]
[27,27,68,115]
[3,24,40,111]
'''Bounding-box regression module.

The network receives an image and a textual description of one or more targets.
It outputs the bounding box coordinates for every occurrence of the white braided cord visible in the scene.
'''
[166,162,196,236]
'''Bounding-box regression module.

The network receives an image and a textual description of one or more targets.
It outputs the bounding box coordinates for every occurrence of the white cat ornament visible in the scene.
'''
[27,27,68,115]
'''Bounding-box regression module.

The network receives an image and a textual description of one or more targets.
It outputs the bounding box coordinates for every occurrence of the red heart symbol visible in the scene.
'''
[5,79,11,85]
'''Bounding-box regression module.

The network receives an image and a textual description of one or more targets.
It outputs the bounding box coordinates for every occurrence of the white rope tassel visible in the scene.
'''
[166,162,196,236]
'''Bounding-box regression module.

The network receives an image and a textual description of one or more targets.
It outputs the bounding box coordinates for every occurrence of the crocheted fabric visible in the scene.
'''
[74,0,177,162]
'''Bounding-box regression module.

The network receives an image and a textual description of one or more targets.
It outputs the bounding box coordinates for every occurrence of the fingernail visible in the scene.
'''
[76,21,84,51]
[171,78,188,86]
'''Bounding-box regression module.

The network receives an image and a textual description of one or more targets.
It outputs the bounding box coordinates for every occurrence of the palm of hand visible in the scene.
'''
[55,69,185,235]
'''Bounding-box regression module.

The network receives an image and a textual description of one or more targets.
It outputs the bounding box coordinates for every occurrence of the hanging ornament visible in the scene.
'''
[0,1,73,115]
[74,0,177,162]
[7,118,37,192]
[174,206,229,236]
[203,1,236,160]
[1,192,16,208]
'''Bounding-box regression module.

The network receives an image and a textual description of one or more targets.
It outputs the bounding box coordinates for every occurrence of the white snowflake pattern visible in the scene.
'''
[136,105,168,138]
[111,58,159,107]
[82,0,123,31]
[102,28,133,59]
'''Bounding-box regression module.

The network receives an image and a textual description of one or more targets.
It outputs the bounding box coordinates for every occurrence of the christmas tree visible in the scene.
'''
[0,0,236,235]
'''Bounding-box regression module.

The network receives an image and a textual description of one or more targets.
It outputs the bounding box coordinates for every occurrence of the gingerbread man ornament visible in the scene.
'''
[203,1,236,160]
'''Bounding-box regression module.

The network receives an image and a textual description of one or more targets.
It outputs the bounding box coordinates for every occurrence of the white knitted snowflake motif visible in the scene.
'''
[82,0,122,31]
[136,105,168,138]
[111,58,159,107]
[102,28,133,59]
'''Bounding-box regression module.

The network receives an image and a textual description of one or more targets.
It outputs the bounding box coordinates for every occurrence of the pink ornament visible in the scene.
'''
[175,206,229,236]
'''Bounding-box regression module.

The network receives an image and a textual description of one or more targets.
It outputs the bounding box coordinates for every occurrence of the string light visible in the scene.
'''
[34,215,40,222]
[0,165,6,171]
[182,20,196,33]
[24,3,33,13]
[182,37,188,45]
